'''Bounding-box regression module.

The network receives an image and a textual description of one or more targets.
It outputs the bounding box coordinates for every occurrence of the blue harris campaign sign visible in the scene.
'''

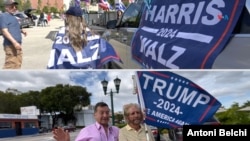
[47,27,122,69]
[131,0,246,69]
[135,71,222,128]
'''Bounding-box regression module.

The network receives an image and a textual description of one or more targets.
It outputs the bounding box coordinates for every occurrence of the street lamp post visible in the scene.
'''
[101,77,121,125]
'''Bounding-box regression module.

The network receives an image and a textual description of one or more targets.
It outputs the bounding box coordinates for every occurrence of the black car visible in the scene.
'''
[24,8,37,26]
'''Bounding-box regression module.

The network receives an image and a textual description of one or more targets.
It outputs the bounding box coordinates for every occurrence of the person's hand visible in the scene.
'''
[53,127,70,141]
[13,42,22,50]
[22,30,27,37]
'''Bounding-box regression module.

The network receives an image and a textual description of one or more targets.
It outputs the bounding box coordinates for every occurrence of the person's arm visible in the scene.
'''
[53,127,70,141]
[1,28,21,49]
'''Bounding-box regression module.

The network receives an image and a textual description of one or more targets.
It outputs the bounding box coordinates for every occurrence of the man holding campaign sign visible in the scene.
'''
[135,71,221,128]
[131,0,245,69]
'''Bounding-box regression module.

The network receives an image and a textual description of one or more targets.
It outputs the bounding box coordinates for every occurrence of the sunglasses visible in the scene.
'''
[8,4,17,9]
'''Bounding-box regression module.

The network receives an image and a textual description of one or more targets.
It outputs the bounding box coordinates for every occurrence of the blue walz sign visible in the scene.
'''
[136,71,222,128]
[132,0,245,69]
[47,27,121,69]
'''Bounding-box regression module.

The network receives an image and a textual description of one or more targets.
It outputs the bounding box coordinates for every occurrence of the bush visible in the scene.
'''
[116,123,126,128]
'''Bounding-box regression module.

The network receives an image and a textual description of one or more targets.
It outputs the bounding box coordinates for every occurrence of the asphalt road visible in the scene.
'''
[0,129,79,141]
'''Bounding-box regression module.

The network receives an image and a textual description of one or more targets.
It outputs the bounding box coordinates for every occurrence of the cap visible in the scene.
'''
[4,0,18,5]
[65,6,83,17]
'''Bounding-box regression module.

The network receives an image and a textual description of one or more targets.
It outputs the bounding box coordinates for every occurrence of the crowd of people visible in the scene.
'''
[53,102,157,141]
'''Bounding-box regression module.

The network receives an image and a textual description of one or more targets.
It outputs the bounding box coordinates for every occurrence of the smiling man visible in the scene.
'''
[53,102,119,141]
[119,103,155,141]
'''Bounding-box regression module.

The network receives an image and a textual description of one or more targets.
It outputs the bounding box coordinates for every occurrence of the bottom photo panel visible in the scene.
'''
[0,70,249,141]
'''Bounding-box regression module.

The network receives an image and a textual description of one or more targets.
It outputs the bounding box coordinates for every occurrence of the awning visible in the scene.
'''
[238,106,250,111]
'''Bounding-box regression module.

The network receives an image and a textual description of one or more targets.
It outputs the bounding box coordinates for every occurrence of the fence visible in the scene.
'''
[84,11,117,27]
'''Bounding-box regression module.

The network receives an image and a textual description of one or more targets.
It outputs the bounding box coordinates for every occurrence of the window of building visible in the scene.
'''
[0,122,12,129]
[24,122,36,128]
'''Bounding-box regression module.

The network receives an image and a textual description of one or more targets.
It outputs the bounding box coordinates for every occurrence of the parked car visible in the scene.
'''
[106,20,117,29]
[149,126,160,141]
[24,8,37,26]
[103,0,250,69]
[63,125,76,132]
[14,12,31,28]
[39,127,49,133]
[168,116,220,141]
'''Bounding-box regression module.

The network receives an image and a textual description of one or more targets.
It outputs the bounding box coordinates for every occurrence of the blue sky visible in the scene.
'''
[0,70,249,112]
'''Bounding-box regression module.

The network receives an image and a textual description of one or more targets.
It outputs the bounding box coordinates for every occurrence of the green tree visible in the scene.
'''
[43,6,49,13]
[15,0,23,11]
[216,102,250,124]
[0,0,4,12]
[0,92,20,113]
[38,0,42,12]
[115,113,124,124]
[23,0,31,11]
[242,100,250,107]
[108,0,115,6]
[39,84,91,127]
[50,7,58,13]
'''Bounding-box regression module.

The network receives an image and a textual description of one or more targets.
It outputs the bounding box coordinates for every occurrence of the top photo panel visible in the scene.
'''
[0,0,249,69]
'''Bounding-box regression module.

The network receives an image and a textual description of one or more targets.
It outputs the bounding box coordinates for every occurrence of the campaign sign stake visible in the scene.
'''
[136,71,221,128]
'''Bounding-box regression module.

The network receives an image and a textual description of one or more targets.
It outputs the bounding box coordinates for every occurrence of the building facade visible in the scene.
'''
[29,0,65,11]
[0,114,39,138]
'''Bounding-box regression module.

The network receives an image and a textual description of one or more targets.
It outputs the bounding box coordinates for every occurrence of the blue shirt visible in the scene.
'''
[0,12,22,46]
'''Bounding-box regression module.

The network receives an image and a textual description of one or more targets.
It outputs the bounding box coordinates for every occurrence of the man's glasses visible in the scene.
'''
[8,5,17,9]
